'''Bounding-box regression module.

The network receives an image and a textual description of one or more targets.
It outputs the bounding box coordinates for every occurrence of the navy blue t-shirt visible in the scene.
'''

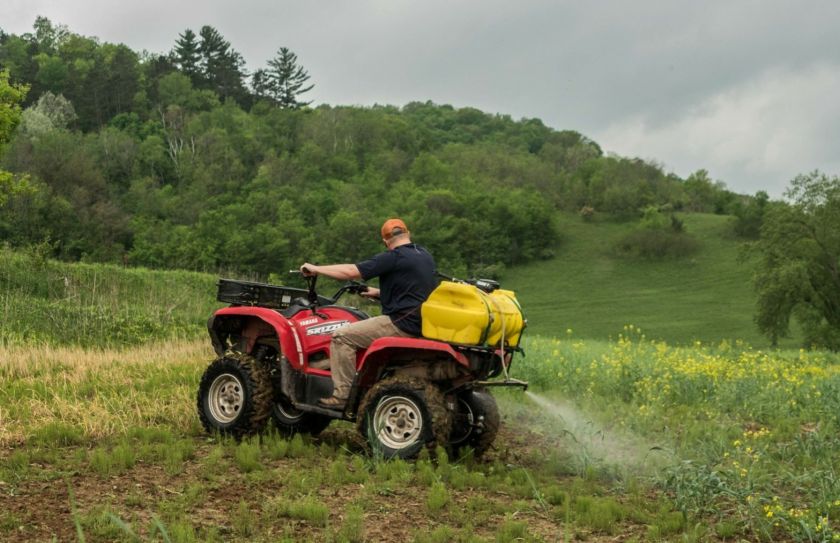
[355,243,437,335]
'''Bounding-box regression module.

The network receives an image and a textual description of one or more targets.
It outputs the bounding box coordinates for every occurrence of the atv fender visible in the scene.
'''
[209,307,305,368]
[355,337,470,387]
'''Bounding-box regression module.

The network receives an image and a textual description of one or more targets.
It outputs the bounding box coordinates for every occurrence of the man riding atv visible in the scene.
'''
[299,218,436,411]
[198,218,527,459]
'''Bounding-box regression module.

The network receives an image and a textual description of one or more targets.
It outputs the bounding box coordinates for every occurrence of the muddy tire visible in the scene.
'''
[197,352,272,437]
[357,376,452,460]
[449,389,500,458]
[271,397,332,436]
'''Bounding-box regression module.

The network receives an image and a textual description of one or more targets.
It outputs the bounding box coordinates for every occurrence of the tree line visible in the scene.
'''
[0,18,747,275]
[7,18,835,351]
[0,17,314,125]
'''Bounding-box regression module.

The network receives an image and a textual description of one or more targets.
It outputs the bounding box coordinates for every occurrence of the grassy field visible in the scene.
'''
[505,213,799,349]
[1,339,687,542]
[3,334,839,541]
[1,216,835,541]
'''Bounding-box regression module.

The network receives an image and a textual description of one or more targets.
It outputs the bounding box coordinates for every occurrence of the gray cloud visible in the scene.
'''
[3,0,840,195]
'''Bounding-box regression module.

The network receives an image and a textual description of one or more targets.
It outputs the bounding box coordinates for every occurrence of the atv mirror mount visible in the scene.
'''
[304,274,319,305]
[289,269,327,315]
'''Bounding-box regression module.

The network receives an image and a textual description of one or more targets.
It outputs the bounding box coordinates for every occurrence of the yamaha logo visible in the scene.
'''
[305,320,350,336]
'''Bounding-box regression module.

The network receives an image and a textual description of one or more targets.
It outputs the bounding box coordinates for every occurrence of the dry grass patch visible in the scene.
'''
[0,339,212,445]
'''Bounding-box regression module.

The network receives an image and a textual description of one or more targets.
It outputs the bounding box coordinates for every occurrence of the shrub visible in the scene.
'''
[164,439,196,475]
[30,422,85,447]
[334,505,364,543]
[614,229,699,260]
[266,496,329,526]
[426,482,450,513]
[234,437,262,473]
[495,518,535,542]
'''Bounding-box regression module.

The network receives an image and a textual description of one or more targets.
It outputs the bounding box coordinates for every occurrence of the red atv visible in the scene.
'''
[197,274,527,458]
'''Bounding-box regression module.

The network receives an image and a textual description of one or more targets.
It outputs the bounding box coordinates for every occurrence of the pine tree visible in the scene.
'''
[173,29,201,86]
[263,47,314,109]
[197,25,247,104]
[251,69,270,99]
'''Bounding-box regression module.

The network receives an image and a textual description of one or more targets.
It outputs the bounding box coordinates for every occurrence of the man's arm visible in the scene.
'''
[300,263,361,281]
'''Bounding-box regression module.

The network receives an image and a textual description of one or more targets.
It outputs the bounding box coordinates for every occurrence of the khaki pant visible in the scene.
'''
[329,315,412,399]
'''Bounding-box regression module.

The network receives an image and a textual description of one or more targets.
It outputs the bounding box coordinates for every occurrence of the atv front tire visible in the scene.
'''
[197,352,272,437]
[358,376,452,460]
[449,389,500,458]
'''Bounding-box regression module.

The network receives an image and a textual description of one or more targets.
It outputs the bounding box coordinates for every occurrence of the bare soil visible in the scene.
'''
[1,423,650,542]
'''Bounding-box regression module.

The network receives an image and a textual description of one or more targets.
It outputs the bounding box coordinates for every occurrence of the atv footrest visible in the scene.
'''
[294,402,349,419]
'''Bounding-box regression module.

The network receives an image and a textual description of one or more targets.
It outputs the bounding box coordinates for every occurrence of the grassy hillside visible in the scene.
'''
[504,212,800,348]
[0,246,219,347]
[1,212,799,349]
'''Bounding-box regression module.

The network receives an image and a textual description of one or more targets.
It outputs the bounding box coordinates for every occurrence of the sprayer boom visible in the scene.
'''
[476,378,528,391]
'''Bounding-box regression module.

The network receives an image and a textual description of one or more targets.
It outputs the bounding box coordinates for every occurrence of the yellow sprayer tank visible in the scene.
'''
[421,281,525,347]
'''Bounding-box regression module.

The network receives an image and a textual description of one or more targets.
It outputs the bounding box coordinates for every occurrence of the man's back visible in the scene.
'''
[356,243,436,335]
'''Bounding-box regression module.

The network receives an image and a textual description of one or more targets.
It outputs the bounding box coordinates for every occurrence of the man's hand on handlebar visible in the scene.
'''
[360,286,380,299]
[299,263,318,277]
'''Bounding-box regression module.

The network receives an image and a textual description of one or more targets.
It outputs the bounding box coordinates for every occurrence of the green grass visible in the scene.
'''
[505,212,800,348]
[0,245,219,347]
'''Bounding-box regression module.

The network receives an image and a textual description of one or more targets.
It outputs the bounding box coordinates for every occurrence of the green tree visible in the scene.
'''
[32,16,69,54]
[754,172,840,350]
[197,25,248,104]
[103,43,140,115]
[0,34,39,93]
[33,53,67,94]
[0,68,32,208]
[17,91,76,138]
[157,71,218,111]
[173,28,201,85]
[0,68,29,144]
[0,169,34,207]
[261,47,314,109]
[683,170,721,213]
[732,190,769,239]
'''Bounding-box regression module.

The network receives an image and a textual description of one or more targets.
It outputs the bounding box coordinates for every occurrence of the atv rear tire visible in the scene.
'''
[449,389,500,458]
[271,397,332,436]
[197,352,272,437]
[357,376,452,460]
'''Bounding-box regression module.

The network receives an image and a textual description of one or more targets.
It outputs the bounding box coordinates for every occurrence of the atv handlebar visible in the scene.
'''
[289,270,369,307]
[330,280,369,302]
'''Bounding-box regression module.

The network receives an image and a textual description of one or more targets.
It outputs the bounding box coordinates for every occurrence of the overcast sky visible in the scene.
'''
[4,0,840,196]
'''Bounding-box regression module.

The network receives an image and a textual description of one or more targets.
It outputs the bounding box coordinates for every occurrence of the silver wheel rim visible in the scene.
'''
[208,373,244,423]
[372,395,424,450]
[450,398,475,445]
[274,399,304,423]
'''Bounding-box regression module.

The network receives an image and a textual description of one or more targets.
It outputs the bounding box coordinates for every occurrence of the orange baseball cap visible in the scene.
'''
[381,218,409,239]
